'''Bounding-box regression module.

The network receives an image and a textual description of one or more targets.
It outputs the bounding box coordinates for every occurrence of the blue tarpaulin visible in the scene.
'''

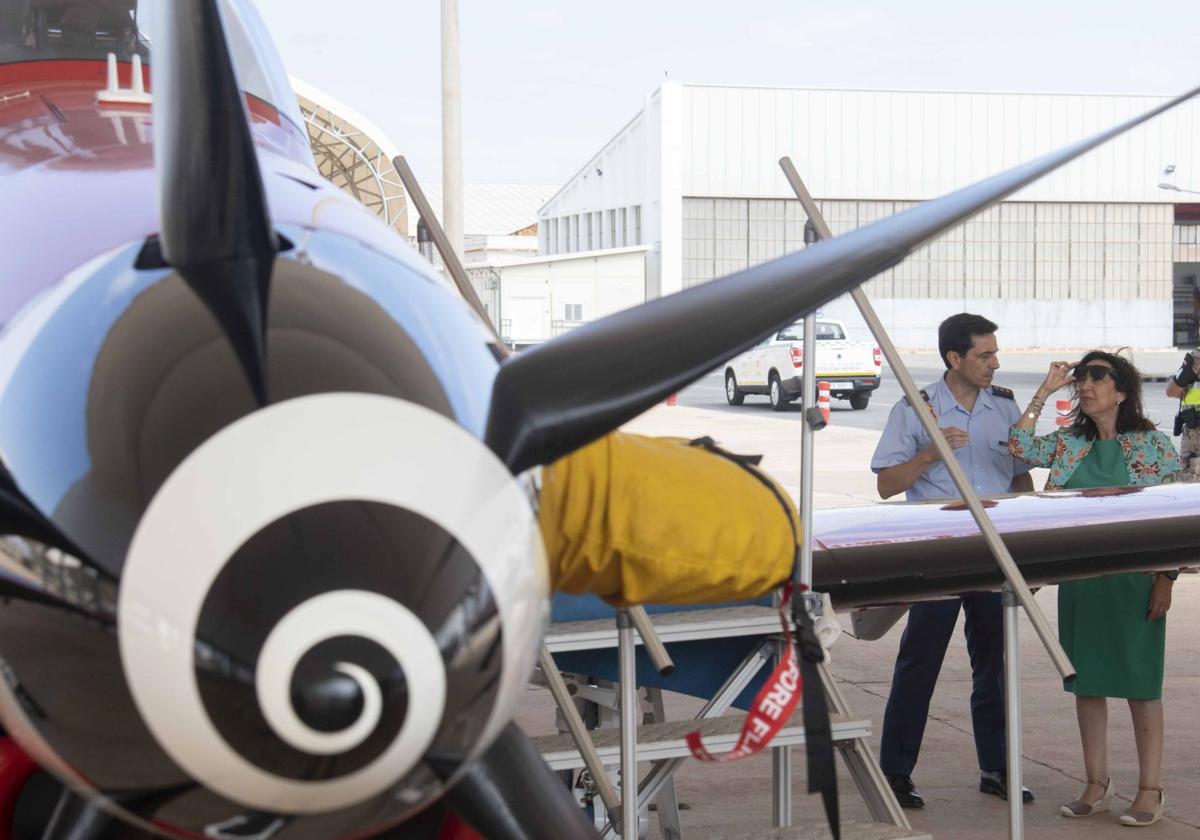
[548,592,776,711]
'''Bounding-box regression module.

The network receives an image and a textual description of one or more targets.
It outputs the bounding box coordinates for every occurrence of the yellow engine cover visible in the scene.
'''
[538,432,798,606]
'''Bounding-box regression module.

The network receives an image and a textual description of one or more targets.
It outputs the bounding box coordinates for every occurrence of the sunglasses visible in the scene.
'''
[1073,364,1122,385]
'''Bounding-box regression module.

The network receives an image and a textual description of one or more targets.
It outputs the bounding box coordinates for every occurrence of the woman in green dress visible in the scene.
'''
[1009,350,1180,827]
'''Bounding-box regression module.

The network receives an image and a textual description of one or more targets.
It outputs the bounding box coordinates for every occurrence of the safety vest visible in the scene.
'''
[1184,384,1200,407]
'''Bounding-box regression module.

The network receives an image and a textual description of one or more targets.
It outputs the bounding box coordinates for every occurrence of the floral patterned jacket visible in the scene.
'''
[1008,426,1181,490]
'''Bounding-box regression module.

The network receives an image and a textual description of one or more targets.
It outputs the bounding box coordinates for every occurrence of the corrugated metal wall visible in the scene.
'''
[682,198,1172,302]
[680,86,1200,204]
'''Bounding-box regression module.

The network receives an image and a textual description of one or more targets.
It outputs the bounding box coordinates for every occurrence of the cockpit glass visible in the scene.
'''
[216,0,306,133]
[0,0,150,63]
[0,0,304,135]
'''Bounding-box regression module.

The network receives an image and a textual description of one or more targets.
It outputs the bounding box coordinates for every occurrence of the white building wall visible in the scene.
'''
[463,234,539,266]
[539,90,662,255]
[817,295,1170,350]
[542,83,1196,346]
[683,196,1173,347]
[679,85,1200,204]
[656,82,683,297]
[487,247,649,346]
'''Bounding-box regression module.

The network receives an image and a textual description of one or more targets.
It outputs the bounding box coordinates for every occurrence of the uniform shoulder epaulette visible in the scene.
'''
[991,385,1015,400]
[902,388,932,407]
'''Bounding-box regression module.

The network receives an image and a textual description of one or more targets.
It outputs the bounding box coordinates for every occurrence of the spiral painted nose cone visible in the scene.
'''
[291,670,367,734]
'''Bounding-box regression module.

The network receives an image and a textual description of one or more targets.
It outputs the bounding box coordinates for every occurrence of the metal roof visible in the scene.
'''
[408,183,559,238]
[289,76,408,237]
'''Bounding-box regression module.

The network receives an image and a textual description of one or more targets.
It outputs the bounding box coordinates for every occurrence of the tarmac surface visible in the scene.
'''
[516,365,1200,839]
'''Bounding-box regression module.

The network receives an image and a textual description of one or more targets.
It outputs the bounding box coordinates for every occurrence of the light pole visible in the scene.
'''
[441,0,464,264]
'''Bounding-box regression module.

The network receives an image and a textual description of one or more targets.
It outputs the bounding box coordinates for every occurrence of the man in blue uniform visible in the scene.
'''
[871,313,1034,808]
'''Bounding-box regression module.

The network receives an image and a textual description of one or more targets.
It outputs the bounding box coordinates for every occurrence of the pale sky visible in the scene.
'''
[254,1,1199,186]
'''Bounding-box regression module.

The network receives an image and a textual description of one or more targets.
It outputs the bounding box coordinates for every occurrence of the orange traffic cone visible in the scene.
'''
[817,381,831,424]
[1056,399,1071,426]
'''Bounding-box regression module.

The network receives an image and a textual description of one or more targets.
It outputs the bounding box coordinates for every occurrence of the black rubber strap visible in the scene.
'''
[792,588,840,840]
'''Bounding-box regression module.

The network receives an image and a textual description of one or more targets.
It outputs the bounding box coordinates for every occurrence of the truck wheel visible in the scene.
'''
[725,370,745,405]
[769,374,788,412]
[850,393,870,410]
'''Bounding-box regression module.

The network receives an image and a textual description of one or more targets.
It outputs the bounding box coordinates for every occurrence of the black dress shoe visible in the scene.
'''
[980,769,1034,803]
[885,774,925,809]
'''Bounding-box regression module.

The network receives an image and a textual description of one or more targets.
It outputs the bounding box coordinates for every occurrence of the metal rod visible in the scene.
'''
[626,605,674,676]
[391,155,506,349]
[617,610,638,837]
[771,588,793,826]
[777,156,1075,681]
[439,0,464,265]
[1003,584,1025,840]
[770,217,820,829]
[645,689,683,840]
[798,234,818,587]
[600,639,774,839]
[771,703,793,826]
[536,646,621,817]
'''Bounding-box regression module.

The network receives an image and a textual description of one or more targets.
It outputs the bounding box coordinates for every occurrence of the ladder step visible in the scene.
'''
[545,605,780,652]
[532,712,871,770]
[706,822,931,840]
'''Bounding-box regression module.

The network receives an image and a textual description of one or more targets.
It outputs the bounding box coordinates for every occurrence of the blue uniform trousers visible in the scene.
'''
[878,592,1006,776]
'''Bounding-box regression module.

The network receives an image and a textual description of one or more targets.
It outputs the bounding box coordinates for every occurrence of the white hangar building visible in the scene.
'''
[538,82,1200,348]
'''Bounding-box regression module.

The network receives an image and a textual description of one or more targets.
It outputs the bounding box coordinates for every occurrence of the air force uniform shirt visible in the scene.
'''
[870,377,1031,502]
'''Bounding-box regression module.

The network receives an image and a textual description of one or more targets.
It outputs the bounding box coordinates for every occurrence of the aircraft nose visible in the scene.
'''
[291,666,369,734]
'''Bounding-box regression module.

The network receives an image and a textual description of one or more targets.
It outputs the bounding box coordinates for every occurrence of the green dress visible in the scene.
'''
[1059,440,1165,699]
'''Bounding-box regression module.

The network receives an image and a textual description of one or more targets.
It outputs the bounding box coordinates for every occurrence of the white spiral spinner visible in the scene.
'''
[118,394,548,815]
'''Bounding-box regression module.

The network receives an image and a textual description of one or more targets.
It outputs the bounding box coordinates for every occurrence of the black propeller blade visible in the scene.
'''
[0,461,87,560]
[152,0,278,405]
[442,723,599,840]
[486,85,1200,474]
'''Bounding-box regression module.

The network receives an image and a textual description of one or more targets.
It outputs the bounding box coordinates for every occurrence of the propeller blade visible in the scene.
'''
[151,0,277,404]
[0,462,87,559]
[442,723,599,840]
[487,85,1200,474]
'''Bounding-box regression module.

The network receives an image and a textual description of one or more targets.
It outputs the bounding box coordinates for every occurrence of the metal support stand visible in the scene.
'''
[599,639,775,840]
[775,157,1072,838]
[777,156,1074,682]
[770,723,792,827]
[617,610,639,837]
[538,646,621,823]
[779,156,1071,840]
[646,689,683,840]
[628,606,675,676]
[391,155,505,348]
[1002,583,1024,840]
[817,660,911,829]
[770,220,821,829]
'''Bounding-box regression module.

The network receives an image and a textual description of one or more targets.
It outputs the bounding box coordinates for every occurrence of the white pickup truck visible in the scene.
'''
[724,318,883,411]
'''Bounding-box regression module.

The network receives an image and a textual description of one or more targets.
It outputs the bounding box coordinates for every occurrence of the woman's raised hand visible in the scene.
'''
[1039,360,1077,396]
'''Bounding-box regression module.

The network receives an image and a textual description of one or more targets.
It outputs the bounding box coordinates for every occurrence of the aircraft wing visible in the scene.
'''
[813,483,1200,610]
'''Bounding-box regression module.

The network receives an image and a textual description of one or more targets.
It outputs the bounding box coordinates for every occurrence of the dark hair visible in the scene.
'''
[1069,349,1155,439]
[938,313,998,369]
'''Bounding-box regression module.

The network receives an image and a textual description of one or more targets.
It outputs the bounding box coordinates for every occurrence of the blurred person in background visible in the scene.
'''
[1010,350,1180,827]
[1165,349,1200,480]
